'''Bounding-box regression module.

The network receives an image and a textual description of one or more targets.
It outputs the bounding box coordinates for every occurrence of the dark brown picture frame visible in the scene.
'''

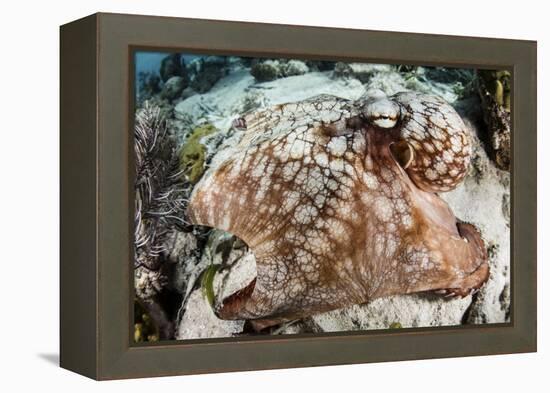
[60,12,537,380]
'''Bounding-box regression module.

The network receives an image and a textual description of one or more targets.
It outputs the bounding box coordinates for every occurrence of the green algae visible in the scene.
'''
[479,70,511,112]
[201,264,221,308]
[179,124,217,184]
[134,300,159,343]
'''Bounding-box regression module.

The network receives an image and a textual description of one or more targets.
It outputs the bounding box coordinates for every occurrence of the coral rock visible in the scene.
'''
[476,70,511,171]
[250,60,282,82]
[281,60,309,77]
[160,76,186,100]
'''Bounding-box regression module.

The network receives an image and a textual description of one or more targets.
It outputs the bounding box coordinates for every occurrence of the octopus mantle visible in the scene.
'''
[187,91,489,330]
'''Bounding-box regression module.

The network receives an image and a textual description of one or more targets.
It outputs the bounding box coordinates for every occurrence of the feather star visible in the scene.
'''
[187,91,490,331]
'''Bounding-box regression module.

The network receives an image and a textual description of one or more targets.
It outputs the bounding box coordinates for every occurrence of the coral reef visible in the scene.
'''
[134,53,511,340]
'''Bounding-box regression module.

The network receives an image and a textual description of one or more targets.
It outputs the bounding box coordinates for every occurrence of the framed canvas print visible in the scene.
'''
[60,13,537,380]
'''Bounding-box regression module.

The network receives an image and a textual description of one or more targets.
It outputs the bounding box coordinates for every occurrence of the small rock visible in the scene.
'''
[281,60,309,77]
[135,266,168,299]
[176,233,255,339]
[160,76,186,100]
[250,60,281,82]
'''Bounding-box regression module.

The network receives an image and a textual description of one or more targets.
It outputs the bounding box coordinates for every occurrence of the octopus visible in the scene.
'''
[187,90,490,331]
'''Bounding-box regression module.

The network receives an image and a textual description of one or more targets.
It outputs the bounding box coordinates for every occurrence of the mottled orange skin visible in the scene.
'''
[188,92,489,330]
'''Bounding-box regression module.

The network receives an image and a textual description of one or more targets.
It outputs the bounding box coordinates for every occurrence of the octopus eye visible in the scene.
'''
[390,140,414,169]
[363,97,401,129]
